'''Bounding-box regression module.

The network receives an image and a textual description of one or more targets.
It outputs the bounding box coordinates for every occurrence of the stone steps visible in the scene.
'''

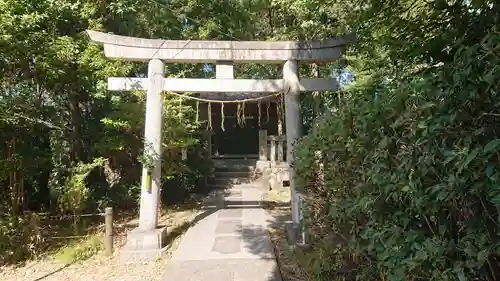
[207,158,259,189]
[212,158,258,169]
[209,177,252,186]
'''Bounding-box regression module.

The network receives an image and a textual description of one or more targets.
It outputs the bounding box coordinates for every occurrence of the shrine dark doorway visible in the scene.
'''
[210,102,278,157]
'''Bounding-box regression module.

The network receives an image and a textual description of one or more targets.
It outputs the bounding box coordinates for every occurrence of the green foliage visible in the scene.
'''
[0,213,43,264]
[296,32,500,281]
[0,0,215,264]
[58,158,106,214]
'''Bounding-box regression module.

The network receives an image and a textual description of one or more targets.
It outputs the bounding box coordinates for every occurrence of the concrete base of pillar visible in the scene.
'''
[284,221,309,247]
[120,226,168,264]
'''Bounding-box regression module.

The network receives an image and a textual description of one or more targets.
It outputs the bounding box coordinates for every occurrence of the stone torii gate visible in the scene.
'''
[87,30,353,259]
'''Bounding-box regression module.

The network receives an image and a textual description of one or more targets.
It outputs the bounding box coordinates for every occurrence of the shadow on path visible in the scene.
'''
[30,262,74,281]
[162,186,287,281]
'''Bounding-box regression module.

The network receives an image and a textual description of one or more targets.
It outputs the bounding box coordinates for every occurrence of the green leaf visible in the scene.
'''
[380,136,388,148]
[456,267,466,281]
[458,147,480,174]
[478,249,489,263]
[484,139,500,154]
[485,164,496,179]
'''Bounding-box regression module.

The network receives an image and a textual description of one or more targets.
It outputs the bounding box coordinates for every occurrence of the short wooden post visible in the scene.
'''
[105,207,113,255]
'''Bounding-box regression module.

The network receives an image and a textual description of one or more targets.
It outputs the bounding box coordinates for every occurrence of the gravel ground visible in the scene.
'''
[0,207,200,281]
[0,255,167,281]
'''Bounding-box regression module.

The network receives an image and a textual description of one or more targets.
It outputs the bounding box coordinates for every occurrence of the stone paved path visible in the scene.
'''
[162,183,281,281]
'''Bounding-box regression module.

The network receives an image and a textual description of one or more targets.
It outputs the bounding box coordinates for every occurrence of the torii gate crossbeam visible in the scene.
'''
[107,77,340,93]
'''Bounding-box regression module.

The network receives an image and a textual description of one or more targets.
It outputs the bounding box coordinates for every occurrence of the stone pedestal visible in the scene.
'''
[284,221,309,247]
[256,160,270,172]
[265,165,290,190]
[120,226,168,263]
[284,190,309,247]
[269,174,280,190]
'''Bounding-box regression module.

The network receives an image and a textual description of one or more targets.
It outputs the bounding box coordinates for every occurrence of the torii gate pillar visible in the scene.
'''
[283,60,302,226]
[139,58,165,231]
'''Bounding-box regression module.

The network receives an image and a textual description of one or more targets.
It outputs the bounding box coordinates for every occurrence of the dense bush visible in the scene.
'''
[296,33,500,281]
[0,212,43,264]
